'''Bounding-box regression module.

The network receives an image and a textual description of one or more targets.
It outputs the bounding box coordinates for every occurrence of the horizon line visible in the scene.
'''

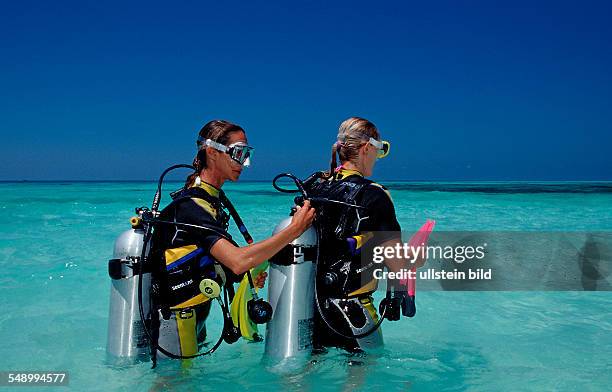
[1,179,612,183]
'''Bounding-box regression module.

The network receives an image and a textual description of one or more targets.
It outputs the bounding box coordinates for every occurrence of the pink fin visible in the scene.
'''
[399,219,436,295]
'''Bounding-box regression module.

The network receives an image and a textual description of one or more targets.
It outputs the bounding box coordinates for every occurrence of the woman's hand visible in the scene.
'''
[210,200,315,275]
[254,271,267,289]
[289,200,316,237]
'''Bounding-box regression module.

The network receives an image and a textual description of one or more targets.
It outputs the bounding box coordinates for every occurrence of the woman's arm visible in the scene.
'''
[210,200,315,275]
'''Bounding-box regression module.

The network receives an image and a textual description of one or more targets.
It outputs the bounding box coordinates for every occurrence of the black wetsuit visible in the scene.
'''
[307,168,401,352]
[150,182,235,345]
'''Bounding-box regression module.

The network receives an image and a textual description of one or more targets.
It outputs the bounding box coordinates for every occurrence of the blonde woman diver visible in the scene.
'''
[300,117,424,353]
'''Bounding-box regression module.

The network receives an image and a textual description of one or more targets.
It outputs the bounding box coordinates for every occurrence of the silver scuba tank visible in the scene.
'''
[264,216,318,362]
[106,221,152,364]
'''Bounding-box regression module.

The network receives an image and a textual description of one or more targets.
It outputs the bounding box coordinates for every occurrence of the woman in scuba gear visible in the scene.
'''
[150,120,315,359]
[306,116,426,353]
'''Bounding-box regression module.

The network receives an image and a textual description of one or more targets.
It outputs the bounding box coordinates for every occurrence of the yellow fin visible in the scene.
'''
[230,261,270,341]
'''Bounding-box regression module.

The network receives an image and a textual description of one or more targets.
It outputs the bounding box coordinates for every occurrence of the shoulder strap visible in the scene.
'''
[218,190,254,245]
[170,186,228,222]
[173,187,253,245]
[334,178,372,238]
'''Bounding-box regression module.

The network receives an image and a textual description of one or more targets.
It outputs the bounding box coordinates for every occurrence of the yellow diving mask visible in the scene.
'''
[368,137,390,159]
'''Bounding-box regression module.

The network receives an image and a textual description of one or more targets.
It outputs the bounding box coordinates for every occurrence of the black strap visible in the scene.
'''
[219,190,254,244]
[334,180,371,238]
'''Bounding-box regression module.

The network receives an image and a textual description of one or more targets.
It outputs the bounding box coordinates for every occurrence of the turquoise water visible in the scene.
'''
[1,181,611,391]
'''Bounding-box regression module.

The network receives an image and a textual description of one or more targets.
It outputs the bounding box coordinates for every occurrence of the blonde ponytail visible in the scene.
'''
[326,117,380,173]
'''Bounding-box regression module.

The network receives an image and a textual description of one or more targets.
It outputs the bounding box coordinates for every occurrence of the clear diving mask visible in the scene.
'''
[197,136,254,167]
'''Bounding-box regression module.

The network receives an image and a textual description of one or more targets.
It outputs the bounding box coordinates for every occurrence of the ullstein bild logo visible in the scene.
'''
[372,268,492,281]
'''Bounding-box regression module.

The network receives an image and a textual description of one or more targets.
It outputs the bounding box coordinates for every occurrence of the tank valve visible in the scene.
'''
[130,216,142,229]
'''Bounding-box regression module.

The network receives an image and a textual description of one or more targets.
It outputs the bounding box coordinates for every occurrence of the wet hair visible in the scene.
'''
[328,116,380,175]
[185,120,245,187]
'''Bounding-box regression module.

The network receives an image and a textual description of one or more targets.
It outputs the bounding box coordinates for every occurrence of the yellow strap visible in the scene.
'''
[175,309,197,356]
[348,278,379,297]
[359,296,380,323]
[170,293,210,310]
[353,232,374,249]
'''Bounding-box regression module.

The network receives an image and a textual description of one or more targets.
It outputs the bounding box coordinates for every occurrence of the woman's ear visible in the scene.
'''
[205,146,219,168]
[360,142,370,157]
[206,146,217,161]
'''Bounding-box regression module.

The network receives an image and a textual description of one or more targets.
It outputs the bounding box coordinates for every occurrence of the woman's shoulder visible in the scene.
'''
[170,189,222,223]
[358,180,401,232]
[361,180,394,206]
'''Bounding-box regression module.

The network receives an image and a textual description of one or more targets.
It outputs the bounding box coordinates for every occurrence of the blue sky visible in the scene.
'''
[1,1,611,181]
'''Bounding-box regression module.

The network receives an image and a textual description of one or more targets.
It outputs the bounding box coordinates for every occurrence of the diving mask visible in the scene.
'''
[197,136,254,167]
[337,132,390,159]
[368,137,390,159]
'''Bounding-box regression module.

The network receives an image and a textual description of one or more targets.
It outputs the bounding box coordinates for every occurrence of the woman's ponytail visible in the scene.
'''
[184,149,205,187]
[326,141,341,178]
[325,117,379,175]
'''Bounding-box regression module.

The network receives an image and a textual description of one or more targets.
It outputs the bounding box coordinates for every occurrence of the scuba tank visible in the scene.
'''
[106,218,151,364]
[264,217,317,361]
